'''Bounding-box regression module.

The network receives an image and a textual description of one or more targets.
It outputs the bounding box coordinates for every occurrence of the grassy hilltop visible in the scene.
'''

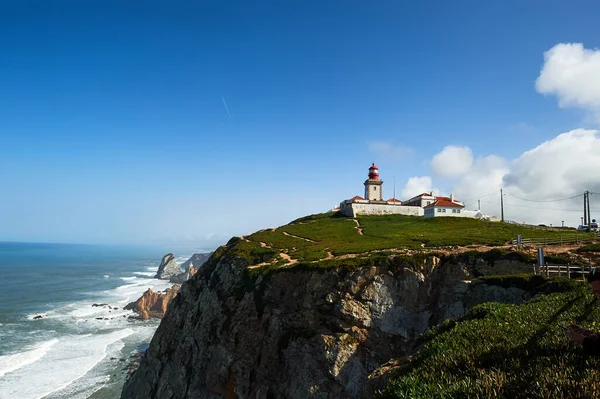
[226,212,590,269]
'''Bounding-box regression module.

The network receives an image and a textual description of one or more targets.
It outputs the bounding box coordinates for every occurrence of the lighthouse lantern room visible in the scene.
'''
[364,163,383,201]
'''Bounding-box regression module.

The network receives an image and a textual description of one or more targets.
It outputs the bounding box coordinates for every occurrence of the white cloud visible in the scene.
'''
[452,155,509,205]
[368,141,413,161]
[401,176,432,200]
[536,43,600,117]
[412,129,600,226]
[504,128,600,195]
[430,145,473,178]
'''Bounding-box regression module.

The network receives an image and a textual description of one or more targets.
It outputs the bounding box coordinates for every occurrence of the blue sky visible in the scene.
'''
[1,1,600,245]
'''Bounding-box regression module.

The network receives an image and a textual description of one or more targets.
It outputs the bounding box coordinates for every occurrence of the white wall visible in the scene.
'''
[342,203,424,217]
[424,207,469,218]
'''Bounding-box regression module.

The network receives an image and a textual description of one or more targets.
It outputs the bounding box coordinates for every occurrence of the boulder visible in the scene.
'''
[154,254,181,280]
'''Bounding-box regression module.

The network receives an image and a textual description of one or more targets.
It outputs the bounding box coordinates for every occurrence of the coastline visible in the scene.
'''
[0,243,202,399]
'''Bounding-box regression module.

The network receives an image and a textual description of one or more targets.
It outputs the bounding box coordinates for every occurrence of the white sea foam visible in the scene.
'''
[133,271,155,277]
[42,338,125,399]
[1,266,173,398]
[0,329,133,399]
[103,274,109,278]
[0,339,59,377]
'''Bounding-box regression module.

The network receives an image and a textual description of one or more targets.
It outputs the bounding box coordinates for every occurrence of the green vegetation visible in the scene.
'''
[378,276,600,399]
[577,243,600,253]
[241,212,590,266]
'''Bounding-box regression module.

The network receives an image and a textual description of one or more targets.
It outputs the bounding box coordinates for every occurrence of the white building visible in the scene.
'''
[423,195,466,217]
[340,164,424,218]
[403,192,436,208]
[338,163,487,219]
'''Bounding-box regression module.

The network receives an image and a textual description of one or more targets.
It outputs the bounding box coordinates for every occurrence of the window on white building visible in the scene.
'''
[442,208,446,213]
[457,210,461,213]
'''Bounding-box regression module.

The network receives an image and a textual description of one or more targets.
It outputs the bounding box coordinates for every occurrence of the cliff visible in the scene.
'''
[181,252,213,271]
[121,250,533,398]
[169,252,211,284]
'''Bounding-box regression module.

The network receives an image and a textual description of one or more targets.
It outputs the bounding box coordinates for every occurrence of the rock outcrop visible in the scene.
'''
[181,252,212,272]
[169,264,199,284]
[124,285,180,320]
[154,253,181,280]
[121,248,533,399]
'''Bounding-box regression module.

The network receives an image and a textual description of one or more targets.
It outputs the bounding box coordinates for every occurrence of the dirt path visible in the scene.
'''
[352,219,363,236]
[247,251,298,269]
[259,242,271,248]
[282,231,316,243]
[279,252,298,265]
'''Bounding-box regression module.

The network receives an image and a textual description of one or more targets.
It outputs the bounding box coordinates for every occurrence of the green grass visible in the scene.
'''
[378,277,600,399]
[240,212,594,266]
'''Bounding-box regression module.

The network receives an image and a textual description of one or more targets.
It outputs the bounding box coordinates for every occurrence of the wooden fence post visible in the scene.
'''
[560,236,563,245]
[567,264,571,278]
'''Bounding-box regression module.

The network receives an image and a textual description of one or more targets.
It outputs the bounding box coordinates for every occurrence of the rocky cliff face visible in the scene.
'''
[154,253,181,280]
[170,264,199,284]
[124,285,181,320]
[181,252,213,271]
[167,253,211,283]
[121,247,534,399]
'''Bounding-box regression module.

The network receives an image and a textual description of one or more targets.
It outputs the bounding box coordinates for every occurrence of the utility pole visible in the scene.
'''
[500,189,504,222]
[393,176,396,204]
[478,199,481,211]
[584,192,588,226]
[587,191,591,227]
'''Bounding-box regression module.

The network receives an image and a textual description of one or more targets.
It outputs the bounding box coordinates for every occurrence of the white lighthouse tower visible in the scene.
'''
[364,163,383,201]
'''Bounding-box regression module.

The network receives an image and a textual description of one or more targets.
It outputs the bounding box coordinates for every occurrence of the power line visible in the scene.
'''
[503,191,584,203]
[479,200,596,212]
[460,191,497,204]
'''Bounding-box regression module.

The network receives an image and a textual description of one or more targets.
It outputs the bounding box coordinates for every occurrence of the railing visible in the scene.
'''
[510,235,596,246]
[536,264,592,281]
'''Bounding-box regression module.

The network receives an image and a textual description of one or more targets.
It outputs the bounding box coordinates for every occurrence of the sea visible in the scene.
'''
[0,241,210,399]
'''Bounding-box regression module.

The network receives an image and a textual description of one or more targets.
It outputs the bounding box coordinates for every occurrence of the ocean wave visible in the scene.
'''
[0,338,59,377]
[120,276,137,281]
[132,271,155,277]
[0,329,133,399]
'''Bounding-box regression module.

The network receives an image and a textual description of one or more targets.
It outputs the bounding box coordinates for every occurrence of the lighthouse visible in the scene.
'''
[364,163,383,201]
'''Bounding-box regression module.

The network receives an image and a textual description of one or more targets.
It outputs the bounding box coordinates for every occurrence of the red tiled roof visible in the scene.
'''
[351,195,365,201]
[424,197,464,208]
[387,198,402,203]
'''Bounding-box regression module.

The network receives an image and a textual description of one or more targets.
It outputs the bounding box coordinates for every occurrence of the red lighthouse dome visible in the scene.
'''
[368,163,379,180]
